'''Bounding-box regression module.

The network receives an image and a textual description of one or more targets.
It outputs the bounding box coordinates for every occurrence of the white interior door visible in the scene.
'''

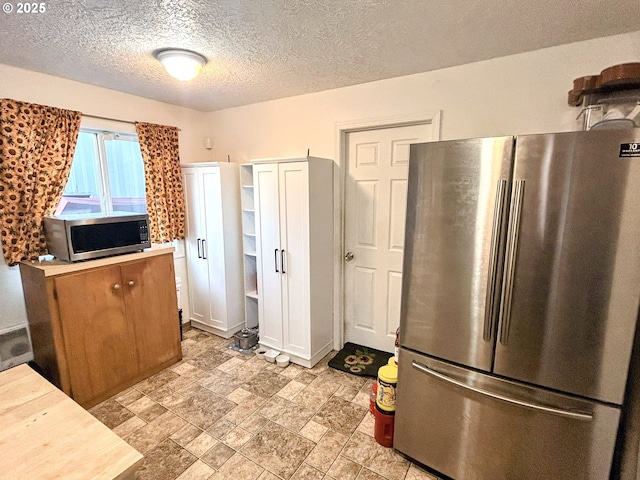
[344,123,436,352]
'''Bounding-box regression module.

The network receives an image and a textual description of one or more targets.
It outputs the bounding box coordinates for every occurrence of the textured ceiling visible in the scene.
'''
[0,0,638,112]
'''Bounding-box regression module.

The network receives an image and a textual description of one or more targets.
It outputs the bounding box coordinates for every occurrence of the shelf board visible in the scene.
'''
[242,185,254,189]
[243,209,255,213]
[244,251,257,257]
[246,291,258,299]
[243,233,256,237]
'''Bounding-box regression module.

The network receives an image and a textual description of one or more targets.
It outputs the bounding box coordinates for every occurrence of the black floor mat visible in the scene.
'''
[328,342,393,378]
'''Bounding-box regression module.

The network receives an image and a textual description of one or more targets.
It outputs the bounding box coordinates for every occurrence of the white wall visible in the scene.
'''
[205,32,640,162]
[0,63,210,331]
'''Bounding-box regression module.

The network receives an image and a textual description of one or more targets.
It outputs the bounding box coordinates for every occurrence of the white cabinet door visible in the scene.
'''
[278,162,310,357]
[201,168,226,330]
[254,164,283,350]
[183,163,244,338]
[183,168,208,324]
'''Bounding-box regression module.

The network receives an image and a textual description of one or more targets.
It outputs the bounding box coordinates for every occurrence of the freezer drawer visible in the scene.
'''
[395,348,621,480]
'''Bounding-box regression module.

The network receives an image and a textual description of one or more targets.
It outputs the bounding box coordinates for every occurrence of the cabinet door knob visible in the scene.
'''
[128,281,135,287]
[113,284,121,290]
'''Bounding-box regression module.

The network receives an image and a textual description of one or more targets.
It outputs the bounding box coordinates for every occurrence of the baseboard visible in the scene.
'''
[190,319,241,339]
[181,321,192,333]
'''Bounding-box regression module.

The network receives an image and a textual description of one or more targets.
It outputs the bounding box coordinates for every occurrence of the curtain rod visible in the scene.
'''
[83,113,135,125]
[82,113,181,131]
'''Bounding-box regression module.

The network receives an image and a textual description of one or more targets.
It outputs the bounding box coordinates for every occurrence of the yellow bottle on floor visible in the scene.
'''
[376,361,398,413]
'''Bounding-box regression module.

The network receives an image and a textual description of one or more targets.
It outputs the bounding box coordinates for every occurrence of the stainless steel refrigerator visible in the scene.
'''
[395,129,640,480]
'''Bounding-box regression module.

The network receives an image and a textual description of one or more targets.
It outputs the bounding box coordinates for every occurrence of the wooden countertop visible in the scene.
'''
[21,244,174,277]
[0,364,143,479]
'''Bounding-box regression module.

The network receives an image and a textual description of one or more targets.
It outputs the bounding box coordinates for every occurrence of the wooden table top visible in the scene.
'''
[0,364,143,480]
[20,244,175,277]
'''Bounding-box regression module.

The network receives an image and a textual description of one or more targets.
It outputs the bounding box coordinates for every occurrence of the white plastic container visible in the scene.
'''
[255,348,268,359]
[264,349,280,363]
[276,354,290,367]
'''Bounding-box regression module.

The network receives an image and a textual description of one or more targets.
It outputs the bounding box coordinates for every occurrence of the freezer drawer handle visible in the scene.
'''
[411,360,593,421]
[484,179,507,341]
[499,179,525,345]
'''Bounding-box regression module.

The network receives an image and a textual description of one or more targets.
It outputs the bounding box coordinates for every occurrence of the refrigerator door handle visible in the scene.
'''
[499,179,525,345]
[483,179,508,341]
[411,360,593,421]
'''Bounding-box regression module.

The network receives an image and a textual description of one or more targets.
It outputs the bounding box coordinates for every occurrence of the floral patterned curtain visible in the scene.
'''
[135,122,185,243]
[0,99,81,265]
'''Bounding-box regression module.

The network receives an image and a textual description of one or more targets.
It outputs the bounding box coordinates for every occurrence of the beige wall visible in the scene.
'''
[0,63,212,162]
[0,63,209,331]
[1,31,638,334]
[202,31,640,347]
[205,32,640,163]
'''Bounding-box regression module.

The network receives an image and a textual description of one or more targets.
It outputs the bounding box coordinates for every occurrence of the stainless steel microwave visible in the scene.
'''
[43,213,151,262]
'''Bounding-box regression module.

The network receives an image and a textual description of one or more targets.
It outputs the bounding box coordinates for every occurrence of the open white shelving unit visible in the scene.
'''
[240,164,259,329]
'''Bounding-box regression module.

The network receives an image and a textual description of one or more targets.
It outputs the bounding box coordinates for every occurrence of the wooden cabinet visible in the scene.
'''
[20,249,181,408]
[182,162,245,338]
[253,157,334,368]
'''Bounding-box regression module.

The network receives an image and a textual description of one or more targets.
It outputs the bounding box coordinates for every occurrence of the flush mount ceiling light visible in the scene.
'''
[155,49,207,82]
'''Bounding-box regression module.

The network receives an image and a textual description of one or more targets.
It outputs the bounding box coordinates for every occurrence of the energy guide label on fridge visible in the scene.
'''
[620,143,640,157]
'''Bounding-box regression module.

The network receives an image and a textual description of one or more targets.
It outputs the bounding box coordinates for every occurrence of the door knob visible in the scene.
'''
[128,281,135,287]
[113,284,121,290]
[344,251,354,262]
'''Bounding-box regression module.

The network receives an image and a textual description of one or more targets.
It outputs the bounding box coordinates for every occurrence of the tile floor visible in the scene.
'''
[89,328,441,480]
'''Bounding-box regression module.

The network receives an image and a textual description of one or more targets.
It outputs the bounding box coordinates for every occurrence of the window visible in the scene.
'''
[55,130,147,216]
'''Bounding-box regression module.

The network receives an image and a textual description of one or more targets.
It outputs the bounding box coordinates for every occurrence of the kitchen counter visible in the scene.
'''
[21,244,174,277]
[0,364,143,479]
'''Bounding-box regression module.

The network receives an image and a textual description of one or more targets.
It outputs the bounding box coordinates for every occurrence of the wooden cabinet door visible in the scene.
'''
[55,266,138,406]
[122,255,180,373]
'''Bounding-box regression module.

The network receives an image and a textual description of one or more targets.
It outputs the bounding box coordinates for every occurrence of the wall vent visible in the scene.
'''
[0,325,33,371]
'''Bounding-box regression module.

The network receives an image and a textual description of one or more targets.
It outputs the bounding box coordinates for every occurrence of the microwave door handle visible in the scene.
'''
[197,238,202,259]
[202,239,207,260]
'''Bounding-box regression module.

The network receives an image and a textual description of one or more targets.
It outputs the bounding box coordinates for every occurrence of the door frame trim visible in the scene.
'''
[332,111,442,350]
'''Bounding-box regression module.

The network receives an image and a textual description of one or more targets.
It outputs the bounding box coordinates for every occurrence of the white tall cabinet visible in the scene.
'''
[182,162,244,338]
[253,157,334,368]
